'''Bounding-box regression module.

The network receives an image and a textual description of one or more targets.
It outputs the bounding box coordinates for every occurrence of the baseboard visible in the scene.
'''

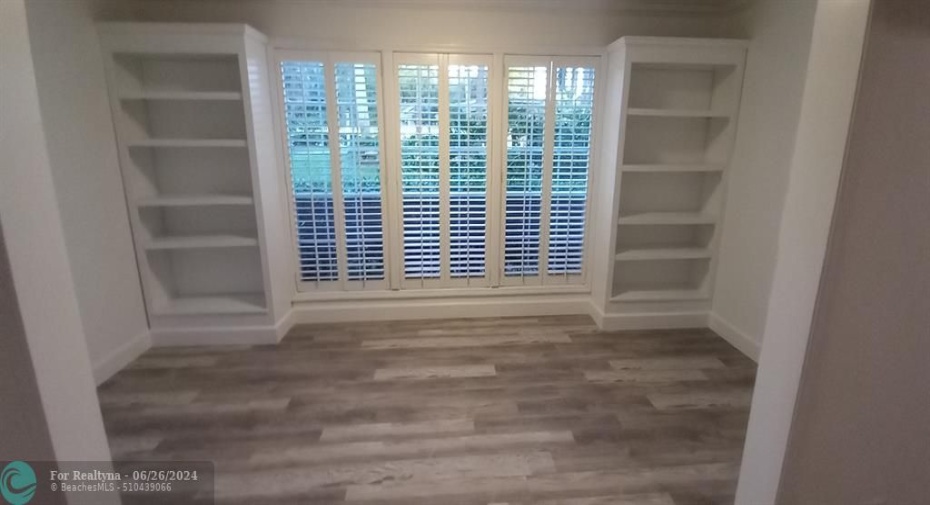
[274,308,296,342]
[142,303,758,359]
[150,309,297,346]
[593,306,710,331]
[588,302,606,327]
[708,312,761,361]
[151,324,279,346]
[291,294,590,325]
[93,330,151,385]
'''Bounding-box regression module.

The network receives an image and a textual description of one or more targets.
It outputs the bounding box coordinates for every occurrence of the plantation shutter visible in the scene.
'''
[397,59,442,284]
[279,53,387,291]
[502,57,597,286]
[334,62,386,285]
[395,54,491,289]
[280,51,595,294]
[280,60,339,284]
[503,63,547,281]
[448,60,490,283]
[549,64,596,279]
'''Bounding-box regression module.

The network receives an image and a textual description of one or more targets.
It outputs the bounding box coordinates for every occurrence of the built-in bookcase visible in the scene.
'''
[99,24,292,342]
[592,37,746,327]
[115,56,262,315]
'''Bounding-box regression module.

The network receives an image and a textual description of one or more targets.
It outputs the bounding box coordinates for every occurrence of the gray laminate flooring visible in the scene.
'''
[98,315,756,505]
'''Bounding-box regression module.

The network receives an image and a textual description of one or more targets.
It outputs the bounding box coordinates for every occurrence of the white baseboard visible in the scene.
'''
[93,330,151,385]
[150,310,297,347]
[151,326,278,346]
[141,302,759,364]
[274,308,296,342]
[290,294,590,325]
[590,303,709,331]
[708,312,761,361]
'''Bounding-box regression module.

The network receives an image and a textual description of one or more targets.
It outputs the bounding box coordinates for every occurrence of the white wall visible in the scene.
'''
[734,1,872,503]
[84,0,734,328]
[0,2,117,501]
[26,0,150,384]
[93,0,732,49]
[709,0,818,358]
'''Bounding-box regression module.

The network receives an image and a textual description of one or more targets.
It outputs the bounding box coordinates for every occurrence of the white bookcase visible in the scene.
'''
[98,23,293,343]
[591,37,747,328]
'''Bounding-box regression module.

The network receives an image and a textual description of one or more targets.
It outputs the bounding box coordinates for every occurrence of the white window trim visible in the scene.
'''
[293,282,590,303]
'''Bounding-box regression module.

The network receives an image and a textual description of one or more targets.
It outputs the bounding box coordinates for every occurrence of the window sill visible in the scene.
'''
[292,283,591,303]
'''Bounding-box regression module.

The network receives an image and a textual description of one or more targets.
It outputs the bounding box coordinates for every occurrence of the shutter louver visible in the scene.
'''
[504,66,547,277]
[549,66,595,275]
[398,64,442,280]
[281,61,339,283]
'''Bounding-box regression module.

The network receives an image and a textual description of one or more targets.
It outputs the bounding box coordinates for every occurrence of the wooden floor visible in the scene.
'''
[98,315,756,505]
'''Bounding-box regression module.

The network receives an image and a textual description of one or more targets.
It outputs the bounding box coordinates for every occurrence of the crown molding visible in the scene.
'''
[125,0,755,16]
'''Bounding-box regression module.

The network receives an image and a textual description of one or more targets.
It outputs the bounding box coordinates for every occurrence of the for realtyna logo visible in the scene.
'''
[0,461,36,505]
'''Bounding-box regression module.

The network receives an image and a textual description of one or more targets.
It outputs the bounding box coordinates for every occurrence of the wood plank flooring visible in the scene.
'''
[98,315,756,505]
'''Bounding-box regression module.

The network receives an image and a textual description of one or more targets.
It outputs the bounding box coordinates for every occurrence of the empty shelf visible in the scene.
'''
[611,288,709,302]
[621,164,726,173]
[615,247,713,261]
[152,293,267,316]
[627,108,732,118]
[144,234,259,250]
[617,212,717,225]
[120,91,243,101]
[136,195,254,207]
[127,139,247,148]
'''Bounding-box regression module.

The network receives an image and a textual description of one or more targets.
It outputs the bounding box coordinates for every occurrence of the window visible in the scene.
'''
[395,54,491,289]
[279,54,387,290]
[278,52,596,293]
[503,57,597,286]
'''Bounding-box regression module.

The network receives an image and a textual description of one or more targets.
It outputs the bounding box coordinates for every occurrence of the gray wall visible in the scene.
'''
[0,222,57,466]
[733,2,871,500]
[779,1,930,503]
